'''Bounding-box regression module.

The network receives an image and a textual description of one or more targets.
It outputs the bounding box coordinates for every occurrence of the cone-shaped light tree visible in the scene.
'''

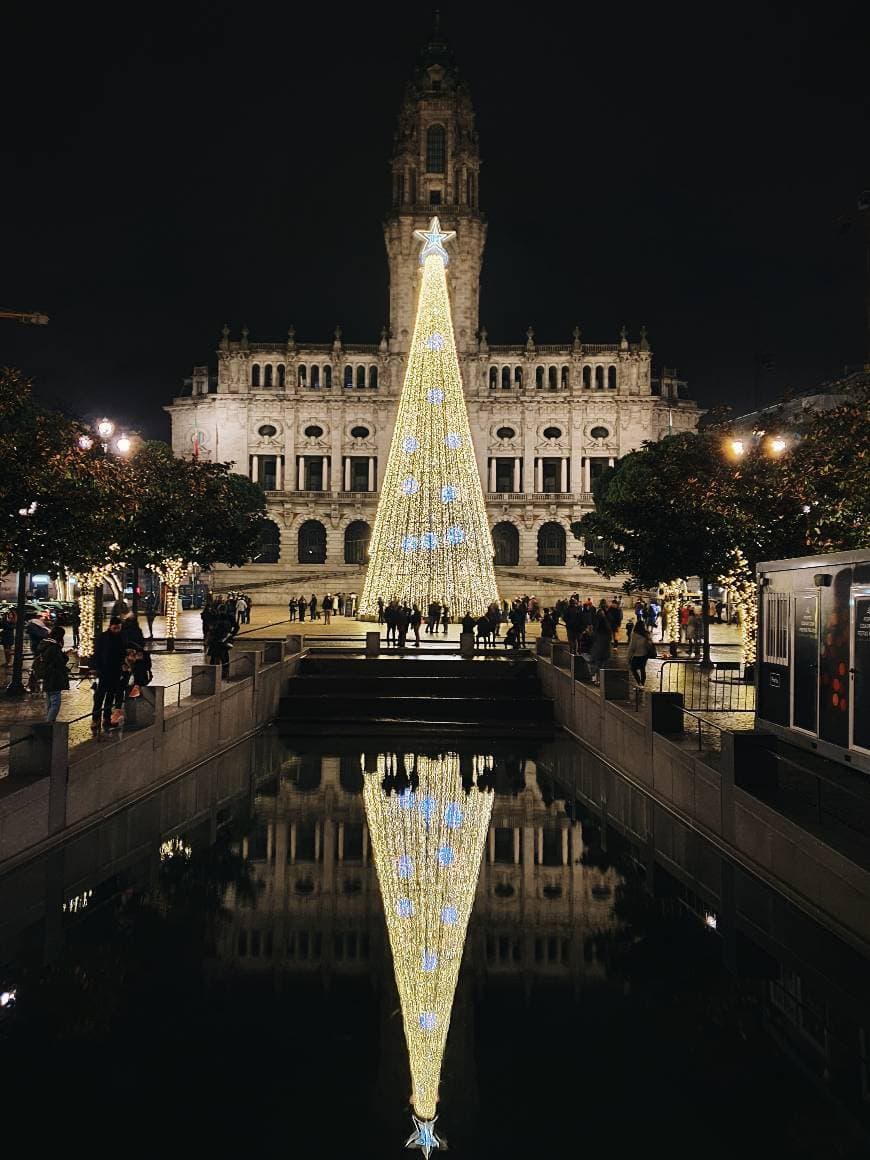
[359,219,499,618]
[362,750,494,1157]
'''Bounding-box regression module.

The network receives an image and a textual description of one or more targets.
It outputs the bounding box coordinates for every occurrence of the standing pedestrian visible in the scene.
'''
[143,591,157,639]
[440,602,449,634]
[627,619,654,686]
[588,601,612,684]
[1,609,15,666]
[322,593,333,625]
[377,597,385,625]
[410,603,422,646]
[309,593,318,621]
[37,626,70,722]
[297,593,306,623]
[288,596,297,622]
[91,617,127,732]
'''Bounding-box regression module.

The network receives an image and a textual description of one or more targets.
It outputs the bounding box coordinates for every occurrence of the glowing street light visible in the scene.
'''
[97,418,114,440]
[729,439,745,456]
[115,435,131,454]
[769,436,787,454]
[78,434,94,451]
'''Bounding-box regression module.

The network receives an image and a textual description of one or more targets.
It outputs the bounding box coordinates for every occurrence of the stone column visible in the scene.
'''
[535,458,543,492]
[488,827,496,863]
[584,456,591,492]
[561,827,569,865]
[289,822,297,863]
[321,456,329,492]
[274,821,288,903]
[536,827,544,865]
[368,456,375,491]
[266,821,274,863]
[314,822,321,863]
[560,457,568,492]
[513,457,521,491]
[513,827,520,864]
[337,821,345,861]
[344,458,351,490]
[276,456,283,491]
[488,458,496,492]
[251,455,259,483]
[608,456,615,468]
[297,457,305,491]
[322,817,335,893]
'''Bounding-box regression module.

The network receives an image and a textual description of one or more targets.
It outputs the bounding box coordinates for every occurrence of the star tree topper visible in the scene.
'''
[406,1115,443,1158]
[414,217,456,265]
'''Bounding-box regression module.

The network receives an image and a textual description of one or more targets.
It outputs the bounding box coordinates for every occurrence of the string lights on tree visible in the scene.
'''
[359,218,499,617]
[362,750,495,1156]
[658,578,687,650]
[149,557,192,650]
[717,547,757,671]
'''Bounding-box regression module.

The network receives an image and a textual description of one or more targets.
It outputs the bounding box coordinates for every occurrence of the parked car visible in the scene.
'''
[0,600,55,624]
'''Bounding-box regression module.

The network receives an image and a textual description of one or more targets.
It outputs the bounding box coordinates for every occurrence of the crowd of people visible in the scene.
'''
[287,592,356,623]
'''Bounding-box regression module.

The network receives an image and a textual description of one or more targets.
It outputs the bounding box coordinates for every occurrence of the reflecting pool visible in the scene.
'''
[0,731,867,1157]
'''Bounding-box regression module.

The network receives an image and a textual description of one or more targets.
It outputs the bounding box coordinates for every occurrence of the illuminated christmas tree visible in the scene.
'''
[359,218,499,618]
[362,751,494,1157]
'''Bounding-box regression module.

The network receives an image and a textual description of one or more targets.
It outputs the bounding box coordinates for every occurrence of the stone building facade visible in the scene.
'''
[167,33,700,596]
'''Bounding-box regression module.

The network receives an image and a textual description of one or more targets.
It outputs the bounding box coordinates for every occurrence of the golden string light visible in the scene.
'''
[149,557,191,642]
[659,578,687,646]
[362,751,494,1151]
[718,547,757,668]
[359,218,499,618]
[77,562,122,659]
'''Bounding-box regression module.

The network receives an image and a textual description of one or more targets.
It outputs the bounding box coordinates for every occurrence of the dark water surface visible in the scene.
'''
[0,730,867,1158]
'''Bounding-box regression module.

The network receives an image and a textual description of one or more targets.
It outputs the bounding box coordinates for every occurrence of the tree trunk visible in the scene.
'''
[131,564,140,616]
[5,570,28,696]
[699,575,713,669]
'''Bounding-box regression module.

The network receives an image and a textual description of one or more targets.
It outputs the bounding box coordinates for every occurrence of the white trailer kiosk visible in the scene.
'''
[756,550,870,775]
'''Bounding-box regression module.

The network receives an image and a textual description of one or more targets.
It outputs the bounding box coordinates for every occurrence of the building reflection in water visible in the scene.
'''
[219,744,621,1154]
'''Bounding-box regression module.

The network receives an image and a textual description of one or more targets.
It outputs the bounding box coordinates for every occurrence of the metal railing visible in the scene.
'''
[658,659,755,712]
[164,676,194,707]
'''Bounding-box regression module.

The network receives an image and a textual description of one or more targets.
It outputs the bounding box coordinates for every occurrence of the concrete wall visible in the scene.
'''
[0,637,303,869]
[537,652,870,955]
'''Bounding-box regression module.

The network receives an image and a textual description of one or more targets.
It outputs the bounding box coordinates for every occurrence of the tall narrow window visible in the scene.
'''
[501,366,511,390]
[595,365,604,390]
[356,365,366,389]
[582,365,591,389]
[608,365,617,390]
[263,364,273,388]
[324,365,332,389]
[251,363,261,388]
[410,169,417,203]
[368,365,378,389]
[344,365,353,389]
[310,365,320,389]
[426,124,446,173]
[489,366,498,389]
[466,173,473,205]
[277,365,286,389]
[514,366,523,388]
[298,364,307,386]
[561,365,569,388]
[548,366,557,391]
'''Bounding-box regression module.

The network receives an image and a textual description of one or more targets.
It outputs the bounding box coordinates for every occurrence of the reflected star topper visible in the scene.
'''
[406,1115,442,1158]
[414,217,456,264]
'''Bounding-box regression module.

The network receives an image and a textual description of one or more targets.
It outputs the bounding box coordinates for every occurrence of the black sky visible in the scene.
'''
[1,1,867,440]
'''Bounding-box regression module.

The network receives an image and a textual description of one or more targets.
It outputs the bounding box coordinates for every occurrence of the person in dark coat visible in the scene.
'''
[143,592,157,639]
[588,601,613,683]
[121,613,145,650]
[37,626,70,722]
[91,617,127,730]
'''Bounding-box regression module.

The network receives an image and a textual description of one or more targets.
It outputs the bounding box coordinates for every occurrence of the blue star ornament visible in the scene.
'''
[406,1115,443,1158]
[413,216,456,265]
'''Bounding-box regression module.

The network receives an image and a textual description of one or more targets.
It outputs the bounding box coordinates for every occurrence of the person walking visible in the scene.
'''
[606,599,623,646]
[110,597,129,620]
[70,603,81,650]
[440,602,449,635]
[1,609,15,666]
[337,593,345,617]
[426,600,440,634]
[206,620,232,679]
[91,617,127,732]
[37,626,70,722]
[377,597,385,625]
[25,611,51,656]
[143,591,157,639]
[384,599,398,645]
[288,596,297,622]
[685,606,700,657]
[627,619,654,686]
[410,603,422,646]
[588,601,612,684]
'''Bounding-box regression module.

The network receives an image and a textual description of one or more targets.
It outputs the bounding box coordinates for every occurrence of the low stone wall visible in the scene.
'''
[0,635,303,868]
[537,652,870,954]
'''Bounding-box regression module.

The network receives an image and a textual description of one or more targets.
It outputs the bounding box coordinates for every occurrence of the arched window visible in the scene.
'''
[310,365,320,389]
[254,518,281,564]
[595,365,604,390]
[263,364,273,388]
[514,366,523,388]
[344,365,353,389]
[537,522,566,566]
[298,520,326,564]
[426,124,446,174]
[582,365,591,389]
[608,365,617,390]
[535,366,544,389]
[466,172,473,205]
[298,364,307,386]
[323,365,332,389]
[369,365,378,389]
[251,363,261,388]
[492,522,519,567]
[344,520,371,565]
[561,365,569,389]
[277,365,286,389]
[548,366,557,391]
[501,366,511,389]
[489,366,498,389]
[356,365,366,389]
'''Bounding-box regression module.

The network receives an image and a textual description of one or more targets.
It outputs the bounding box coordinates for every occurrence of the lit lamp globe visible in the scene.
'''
[769,436,787,455]
[116,435,131,454]
[97,418,115,440]
[78,434,94,450]
[729,439,745,457]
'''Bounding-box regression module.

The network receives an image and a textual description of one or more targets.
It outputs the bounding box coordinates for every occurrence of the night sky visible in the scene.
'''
[2,1,867,440]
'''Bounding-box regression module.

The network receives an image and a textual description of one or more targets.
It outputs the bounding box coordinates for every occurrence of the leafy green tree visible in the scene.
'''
[114,442,265,647]
[0,367,123,690]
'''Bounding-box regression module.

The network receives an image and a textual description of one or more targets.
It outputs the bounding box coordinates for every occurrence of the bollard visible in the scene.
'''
[366,631,380,656]
[551,642,572,671]
[459,631,475,658]
[191,664,221,696]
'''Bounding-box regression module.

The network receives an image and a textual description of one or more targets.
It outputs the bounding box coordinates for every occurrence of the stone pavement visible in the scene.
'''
[0,606,747,765]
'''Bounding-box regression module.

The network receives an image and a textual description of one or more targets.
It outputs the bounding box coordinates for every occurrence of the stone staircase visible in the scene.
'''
[277,648,554,734]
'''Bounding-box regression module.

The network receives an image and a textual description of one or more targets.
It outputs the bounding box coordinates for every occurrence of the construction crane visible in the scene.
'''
[0,307,49,325]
